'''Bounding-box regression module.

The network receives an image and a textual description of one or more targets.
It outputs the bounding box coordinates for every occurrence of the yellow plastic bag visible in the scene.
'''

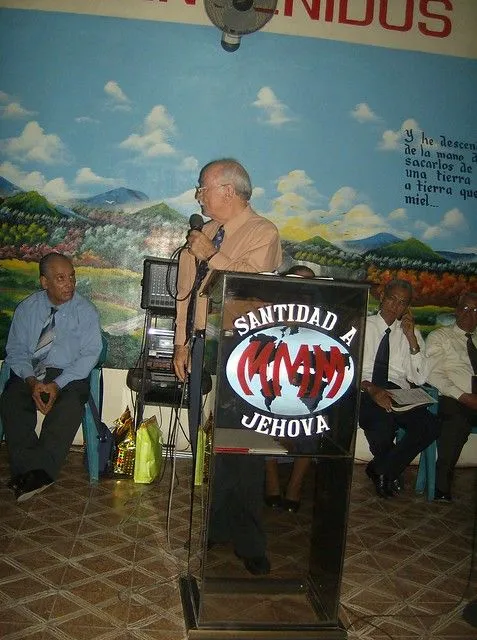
[194,413,213,487]
[194,427,207,487]
[134,416,163,484]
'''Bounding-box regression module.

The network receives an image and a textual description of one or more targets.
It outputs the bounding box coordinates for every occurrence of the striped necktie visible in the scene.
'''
[185,226,224,344]
[33,307,57,380]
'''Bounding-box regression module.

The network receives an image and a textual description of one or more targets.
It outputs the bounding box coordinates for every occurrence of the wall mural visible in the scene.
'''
[1,8,476,368]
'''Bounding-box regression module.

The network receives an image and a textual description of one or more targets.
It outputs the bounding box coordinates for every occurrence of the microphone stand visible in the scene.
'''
[187,257,201,347]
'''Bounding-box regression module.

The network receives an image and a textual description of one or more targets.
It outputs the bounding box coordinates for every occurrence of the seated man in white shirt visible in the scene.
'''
[360,279,440,498]
[425,291,477,501]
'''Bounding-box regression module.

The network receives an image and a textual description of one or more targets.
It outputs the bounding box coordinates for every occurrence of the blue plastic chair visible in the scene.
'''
[413,384,439,500]
[0,334,108,483]
[415,383,477,500]
[82,334,108,482]
[394,385,439,498]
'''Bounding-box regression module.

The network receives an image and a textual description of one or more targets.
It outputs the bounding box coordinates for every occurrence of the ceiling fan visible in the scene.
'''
[204,0,278,52]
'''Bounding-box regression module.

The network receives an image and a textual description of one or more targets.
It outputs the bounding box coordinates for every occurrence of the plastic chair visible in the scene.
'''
[415,383,477,500]
[0,333,108,483]
[413,384,439,500]
[82,334,108,482]
[393,385,439,497]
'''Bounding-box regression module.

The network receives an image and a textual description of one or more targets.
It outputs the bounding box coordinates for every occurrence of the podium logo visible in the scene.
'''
[226,325,354,416]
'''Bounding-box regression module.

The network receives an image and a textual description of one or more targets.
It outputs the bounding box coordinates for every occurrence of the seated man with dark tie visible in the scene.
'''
[0,252,102,502]
[426,291,477,502]
[360,279,440,498]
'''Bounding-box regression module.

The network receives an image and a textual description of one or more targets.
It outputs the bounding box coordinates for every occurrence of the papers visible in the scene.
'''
[213,428,288,455]
[388,387,437,412]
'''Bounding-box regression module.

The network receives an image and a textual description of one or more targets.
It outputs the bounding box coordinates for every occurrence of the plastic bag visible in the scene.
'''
[134,415,163,484]
[113,406,136,477]
[194,427,207,487]
[194,412,213,487]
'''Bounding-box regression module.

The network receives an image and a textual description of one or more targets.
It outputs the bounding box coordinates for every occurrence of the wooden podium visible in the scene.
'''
[180,272,369,639]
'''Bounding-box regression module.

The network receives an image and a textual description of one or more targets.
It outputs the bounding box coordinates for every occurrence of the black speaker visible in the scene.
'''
[126,366,189,407]
[141,257,178,313]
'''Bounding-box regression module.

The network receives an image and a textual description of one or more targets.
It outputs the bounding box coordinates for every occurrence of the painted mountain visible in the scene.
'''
[437,250,477,263]
[282,234,341,257]
[367,238,448,262]
[3,191,64,218]
[342,233,401,254]
[1,189,87,221]
[343,233,475,264]
[0,176,22,197]
[133,201,189,225]
[301,235,338,249]
[79,187,149,207]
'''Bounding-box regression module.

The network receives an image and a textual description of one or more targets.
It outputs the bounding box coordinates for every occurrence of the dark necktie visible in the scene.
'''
[32,306,57,380]
[466,332,477,374]
[185,226,225,344]
[195,226,225,290]
[372,327,391,385]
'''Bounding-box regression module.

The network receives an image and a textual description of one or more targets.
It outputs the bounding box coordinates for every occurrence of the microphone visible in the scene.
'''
[189,213,204,231]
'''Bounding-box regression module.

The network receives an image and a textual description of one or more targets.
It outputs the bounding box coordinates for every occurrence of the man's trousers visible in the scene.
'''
[0,368,89,480]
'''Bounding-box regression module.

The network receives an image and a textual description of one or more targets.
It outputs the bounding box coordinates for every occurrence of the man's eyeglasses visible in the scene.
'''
[385,295,409,307]
[461,305,477,313]
[195,183,229,197]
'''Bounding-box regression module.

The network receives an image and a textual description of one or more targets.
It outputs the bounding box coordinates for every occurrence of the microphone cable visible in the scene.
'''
[166,213,205,304]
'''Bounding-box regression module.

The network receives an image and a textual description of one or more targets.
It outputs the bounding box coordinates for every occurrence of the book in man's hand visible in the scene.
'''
[388,387,437,412]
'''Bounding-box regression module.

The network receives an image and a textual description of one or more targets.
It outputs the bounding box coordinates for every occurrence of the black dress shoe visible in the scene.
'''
[388,478,401,495]
[434,488,452,502]
[282,498,300,513]
[264,494,282,509]
[6,474,23,492]
[207,538,226,550]
[236,553,271,575]
[15,469,54,503]
[365,464,393,498]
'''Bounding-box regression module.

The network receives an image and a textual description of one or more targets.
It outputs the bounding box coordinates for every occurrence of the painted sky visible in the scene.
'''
[0,8,476,252]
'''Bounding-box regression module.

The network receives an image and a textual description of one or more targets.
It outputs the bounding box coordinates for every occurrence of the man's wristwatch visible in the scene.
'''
[409,345,420,354]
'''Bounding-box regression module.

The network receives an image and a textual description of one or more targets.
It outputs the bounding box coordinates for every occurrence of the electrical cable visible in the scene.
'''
[166,382,190,546]
[167,234,201,304]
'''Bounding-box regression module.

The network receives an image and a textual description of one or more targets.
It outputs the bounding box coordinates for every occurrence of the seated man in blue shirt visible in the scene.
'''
[0,252,102,502]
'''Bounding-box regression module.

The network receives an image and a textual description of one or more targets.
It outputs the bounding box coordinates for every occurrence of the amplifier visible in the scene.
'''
[147,357,175,373]
[147,328,174,358]
[126,366,189,407]
[141,257,178,314]
[145,384,189,407]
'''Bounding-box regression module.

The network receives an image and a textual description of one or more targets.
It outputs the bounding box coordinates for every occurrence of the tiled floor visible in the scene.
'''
[1,442,477,639]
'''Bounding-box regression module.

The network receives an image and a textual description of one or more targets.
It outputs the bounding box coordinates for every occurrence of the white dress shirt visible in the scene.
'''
[426,322,475,399]
[362,312,428,389]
